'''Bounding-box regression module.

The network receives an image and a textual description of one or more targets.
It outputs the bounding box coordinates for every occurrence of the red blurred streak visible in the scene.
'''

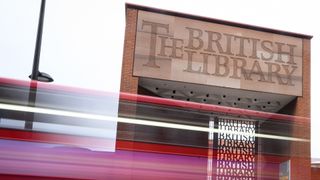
[119,92,309,125]
[0,128,290,164]
[0,174,89,180]
[0,77,309,161]
[0,128,207,157]
[116,140,208,157]
[0,77,310,125]
[0,129,112,150]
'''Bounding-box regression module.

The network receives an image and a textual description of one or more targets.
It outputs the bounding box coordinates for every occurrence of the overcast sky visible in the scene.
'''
[0,0,319,161]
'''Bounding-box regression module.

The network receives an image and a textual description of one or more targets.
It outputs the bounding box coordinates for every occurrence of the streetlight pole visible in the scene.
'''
[25,0,53,130]
[29,0,53,82]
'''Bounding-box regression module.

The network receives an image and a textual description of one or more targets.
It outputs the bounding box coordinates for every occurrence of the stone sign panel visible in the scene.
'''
[133,10,303,96]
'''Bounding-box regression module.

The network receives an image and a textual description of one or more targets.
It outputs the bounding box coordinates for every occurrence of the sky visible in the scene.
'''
[0,0,319,161]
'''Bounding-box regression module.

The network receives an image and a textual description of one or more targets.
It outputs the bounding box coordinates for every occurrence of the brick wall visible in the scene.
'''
[290,39,311,180]
[119,8,139,94]
[312,167,320,180]
[117,8,139,141]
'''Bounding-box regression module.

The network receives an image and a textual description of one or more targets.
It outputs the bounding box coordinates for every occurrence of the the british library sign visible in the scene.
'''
[133,10,303,96]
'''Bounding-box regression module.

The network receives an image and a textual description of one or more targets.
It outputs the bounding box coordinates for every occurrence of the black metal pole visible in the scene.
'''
[25,0,47,130]
[31,0,46,80]
[25,87,37,130]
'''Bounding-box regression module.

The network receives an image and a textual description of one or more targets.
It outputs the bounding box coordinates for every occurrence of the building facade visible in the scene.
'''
[118,3,312,180]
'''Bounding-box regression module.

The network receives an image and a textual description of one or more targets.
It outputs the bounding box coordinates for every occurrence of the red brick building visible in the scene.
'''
[118,3,312,179]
